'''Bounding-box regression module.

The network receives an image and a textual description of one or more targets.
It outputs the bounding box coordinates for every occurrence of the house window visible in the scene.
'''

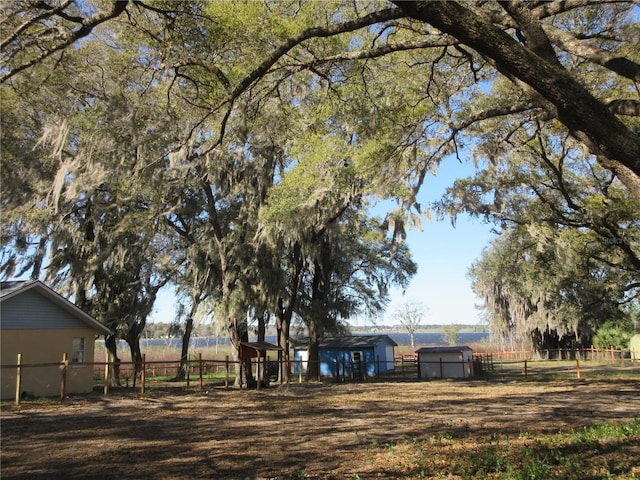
[71,337,85,362]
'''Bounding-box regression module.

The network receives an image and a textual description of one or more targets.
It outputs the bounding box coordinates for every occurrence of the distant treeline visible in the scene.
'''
[351,324,488,334]
[143,322,487,339]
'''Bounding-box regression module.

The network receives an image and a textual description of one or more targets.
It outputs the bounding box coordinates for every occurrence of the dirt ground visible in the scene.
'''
[1,376,639,479]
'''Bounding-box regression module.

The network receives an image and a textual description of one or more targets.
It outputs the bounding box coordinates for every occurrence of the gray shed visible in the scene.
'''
[630,334,640,360]
[416,346,474,379]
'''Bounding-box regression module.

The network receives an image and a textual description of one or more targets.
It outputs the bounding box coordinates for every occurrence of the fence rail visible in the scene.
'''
[479,346,637,361]
[3,347,638,405]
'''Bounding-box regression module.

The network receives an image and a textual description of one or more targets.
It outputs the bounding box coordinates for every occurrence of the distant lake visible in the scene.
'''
[133,332,489,349]
[386,332,488,346]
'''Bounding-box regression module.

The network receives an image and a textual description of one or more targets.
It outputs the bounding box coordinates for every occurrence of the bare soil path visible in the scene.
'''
[1,377,639,479]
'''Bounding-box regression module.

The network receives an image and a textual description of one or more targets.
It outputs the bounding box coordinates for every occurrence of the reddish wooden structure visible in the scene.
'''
[239,341,282,388]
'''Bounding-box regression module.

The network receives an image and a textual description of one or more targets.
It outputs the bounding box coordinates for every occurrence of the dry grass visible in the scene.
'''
[2,373,640,479]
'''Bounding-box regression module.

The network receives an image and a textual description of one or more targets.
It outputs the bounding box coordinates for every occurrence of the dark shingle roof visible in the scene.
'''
[294,335,397,349]
[0,280,112,335]
[416,346,473,354]
[0,280,32,298]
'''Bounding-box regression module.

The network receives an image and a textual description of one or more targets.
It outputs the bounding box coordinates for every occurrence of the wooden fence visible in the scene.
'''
[4,353,255,405]
[480,346,637,361]
[3,347,637,405]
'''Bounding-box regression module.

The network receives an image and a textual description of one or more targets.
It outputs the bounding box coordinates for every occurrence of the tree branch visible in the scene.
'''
[0,0,75,51]
[209,7,405,146]
[607,99,640,116]
[294,36,460,66]
[498,1,561,66]
[391,1,640,200]
[542,23,640,82]
[1,1,130,83]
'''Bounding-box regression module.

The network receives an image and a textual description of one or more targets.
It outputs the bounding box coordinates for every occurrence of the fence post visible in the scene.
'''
[103,359,110,396]
[15,353,22,405]
[60,352,68,400]
[266,356,272,386]
[576,358,581,379]
[257,357,262,390]
[524,359,528,379]
[198,353,203,391]
[141,354,146,396]
[467,358,472,378]
[225,355,229,388]
[298,359,303,383]
[186,356,190,387]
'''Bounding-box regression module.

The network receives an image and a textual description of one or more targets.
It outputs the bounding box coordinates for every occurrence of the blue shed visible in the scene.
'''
[293,335,397,379]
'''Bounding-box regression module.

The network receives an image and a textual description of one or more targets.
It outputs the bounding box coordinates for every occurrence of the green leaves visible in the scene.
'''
[592,319,635,350]
[3,0,639,361]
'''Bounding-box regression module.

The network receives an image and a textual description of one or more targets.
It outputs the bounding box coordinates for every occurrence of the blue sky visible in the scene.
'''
[149,156,495,327]
[369,127,494,325]
[384,213,494,326]
[370,157,495,327]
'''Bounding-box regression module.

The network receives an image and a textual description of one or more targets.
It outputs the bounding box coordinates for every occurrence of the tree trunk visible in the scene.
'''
[227,316,251,387]
[276,303,292,383]
[307,318,320,382]
[256,310,269,384]
[530,328,543,359]
[393,1,640,200]
[175,316,194,381]
[276,307,286,383]
[306,240,332,382]
[126,336,143,388]
[104,334,121,387]
[276,241,303,383]
[241,329,255,387]
[125,318,146,386]
[257,310,267,342]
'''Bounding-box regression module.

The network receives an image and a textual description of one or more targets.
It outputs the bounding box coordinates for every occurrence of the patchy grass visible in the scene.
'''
[368,419,640,479]
[2,373,639,479]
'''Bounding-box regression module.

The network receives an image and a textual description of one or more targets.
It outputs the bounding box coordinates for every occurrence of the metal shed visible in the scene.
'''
[630,334,640,361]
[293,335,397,379]
[416,346,474,379]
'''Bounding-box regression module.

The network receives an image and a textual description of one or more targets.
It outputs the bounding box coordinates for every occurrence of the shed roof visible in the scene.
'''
[240,341,282,351]
[416,346,473,354]
[0,280,112,335]
[295,335,397,350]
[239,341,283,360]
